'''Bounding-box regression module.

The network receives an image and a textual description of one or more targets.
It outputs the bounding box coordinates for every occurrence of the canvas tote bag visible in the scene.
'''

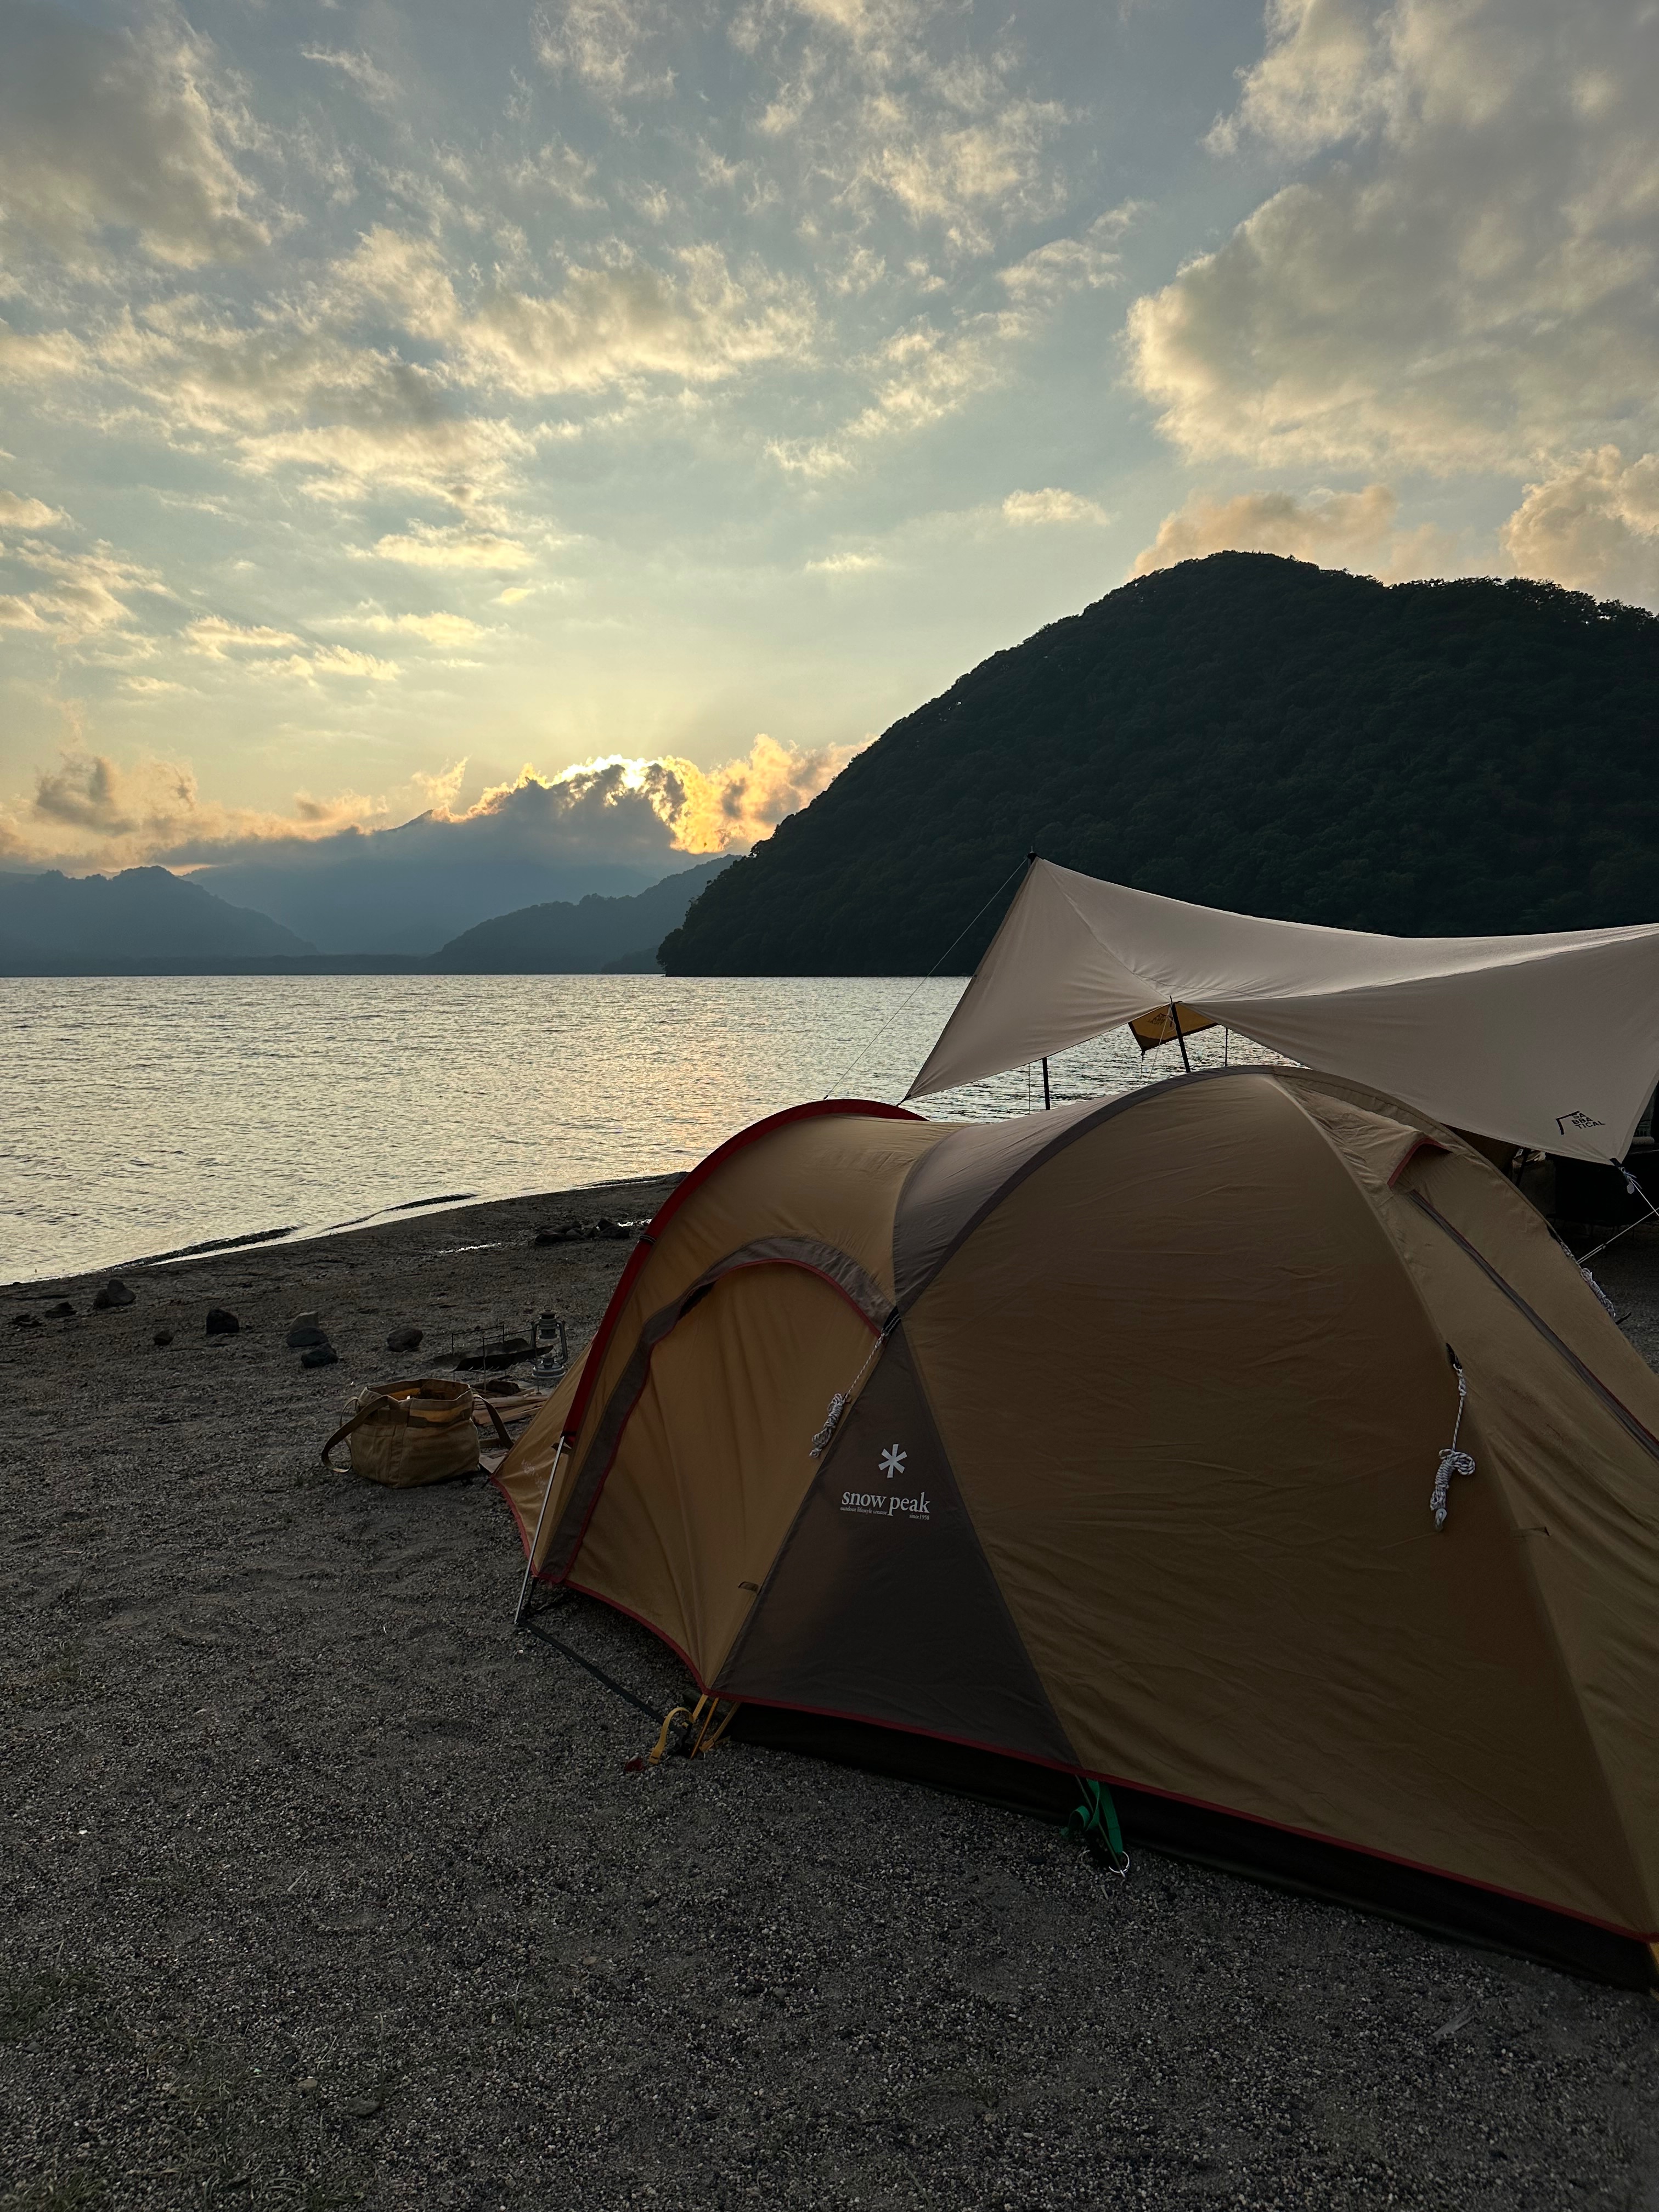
[321,1377,511,1488]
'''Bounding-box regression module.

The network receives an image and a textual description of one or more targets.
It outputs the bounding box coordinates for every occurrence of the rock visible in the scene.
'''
[93,1278,136,1311]
[386,1324,423,1353]
[44,1301,75,1319]
[153,1329,174,1347]
[532,1219,587,1246]
[11,1311,41,1329]
[285,1312,329,1349]
[204,1307,239,1336]
[300,1342,339,1368]
[592,1217,630,1241]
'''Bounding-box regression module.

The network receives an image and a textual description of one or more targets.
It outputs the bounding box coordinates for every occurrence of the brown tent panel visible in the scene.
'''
[495,1076,1659,1985]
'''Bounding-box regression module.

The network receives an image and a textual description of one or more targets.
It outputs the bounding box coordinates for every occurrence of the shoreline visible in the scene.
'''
[3,1172,687,1295]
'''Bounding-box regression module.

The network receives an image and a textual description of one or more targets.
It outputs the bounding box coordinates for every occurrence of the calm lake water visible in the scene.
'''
[2,974,1267,1283]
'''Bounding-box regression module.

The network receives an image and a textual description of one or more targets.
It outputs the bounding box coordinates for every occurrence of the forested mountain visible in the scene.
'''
[0,866,314,968]
[430,856,730,971]
[660,555,1659,976]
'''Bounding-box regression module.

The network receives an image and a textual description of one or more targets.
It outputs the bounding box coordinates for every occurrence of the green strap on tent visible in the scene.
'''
[1068,1779,1130,1873]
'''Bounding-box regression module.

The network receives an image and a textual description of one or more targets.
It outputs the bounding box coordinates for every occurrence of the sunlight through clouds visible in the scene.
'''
[4,0,1658,884]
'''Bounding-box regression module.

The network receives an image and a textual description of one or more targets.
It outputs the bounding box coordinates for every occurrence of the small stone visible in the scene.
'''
[300,1342,339,1368]
[285,1311,328,1348]
[10,1311,41,1329]
[93,1278,136,1310]
[153,1329,174,1347]
[204,1307,239,1336]
[532,1220,587,1245]
[386,1324,422,1353]
[44,1301,75,1319]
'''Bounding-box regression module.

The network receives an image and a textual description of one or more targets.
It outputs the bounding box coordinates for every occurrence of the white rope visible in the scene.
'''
[1431,1358,1475,1529]
[808,1323,890,1457]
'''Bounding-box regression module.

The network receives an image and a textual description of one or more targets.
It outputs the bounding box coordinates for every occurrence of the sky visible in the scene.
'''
[2,0,1657,889]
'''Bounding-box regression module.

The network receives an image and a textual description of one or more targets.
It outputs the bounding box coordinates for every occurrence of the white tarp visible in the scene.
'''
[906,861,1659,1163]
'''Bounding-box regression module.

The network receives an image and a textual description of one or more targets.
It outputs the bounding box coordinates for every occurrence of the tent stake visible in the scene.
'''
[1042,1057,1051,1110]
[514,1431,568,1627]
[1170,1001,1192,1075]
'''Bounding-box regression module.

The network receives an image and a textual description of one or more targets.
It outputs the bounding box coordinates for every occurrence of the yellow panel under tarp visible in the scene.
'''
[1128,1003,1218,1054]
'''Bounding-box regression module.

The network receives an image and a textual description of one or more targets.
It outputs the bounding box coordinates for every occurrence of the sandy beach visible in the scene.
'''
[5,1181,1659,2210]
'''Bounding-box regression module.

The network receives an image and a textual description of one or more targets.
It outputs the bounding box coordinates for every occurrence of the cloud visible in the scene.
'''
[533,0,675,102]
[1130,481,1456,581]
[345,609,491,646]
[1127,0,1659,475]
[1500,449,1659,607]
[0,539,170,641]
[0,3,266,267]
[0,321,86,382]
[769,311,1019,475]
[302,47,400,109]
[996,208,1138,304]
[659,732,867,851]
[98,304,535,509]
[0,489,66,528]
[3,749,387,870]
[749,5,1072,254]
[183,616,301,658]
[182,614,398,682]
[806,549,886,573]
[367,524,533,569]
[1002,488,1110,527]
[335,227,816,399]
[2,732,865,879]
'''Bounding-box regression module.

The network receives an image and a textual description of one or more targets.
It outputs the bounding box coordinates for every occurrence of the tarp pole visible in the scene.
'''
[1170,1001,1193,1075]
[1042,1057,1051,1110]
[514,1431,569,1627]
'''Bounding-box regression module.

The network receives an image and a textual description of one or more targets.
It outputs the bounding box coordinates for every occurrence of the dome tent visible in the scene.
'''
[495,1071,1659,1986]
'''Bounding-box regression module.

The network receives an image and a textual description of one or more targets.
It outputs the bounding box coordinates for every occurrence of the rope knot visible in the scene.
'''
[1432,1354,1474,1528]
[809,1392,847,1458]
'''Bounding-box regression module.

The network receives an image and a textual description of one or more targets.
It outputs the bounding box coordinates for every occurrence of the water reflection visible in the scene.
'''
[1,974,1285,1281]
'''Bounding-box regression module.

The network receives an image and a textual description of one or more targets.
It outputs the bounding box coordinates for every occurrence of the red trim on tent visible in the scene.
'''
[559,1097,919,1447]
[493,1096,921,1578]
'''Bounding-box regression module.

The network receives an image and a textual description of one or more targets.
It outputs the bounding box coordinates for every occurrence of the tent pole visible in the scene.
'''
[1042,1057,1051,1110]
[1170,1001,1193,1075]
[514,1431,568,1627]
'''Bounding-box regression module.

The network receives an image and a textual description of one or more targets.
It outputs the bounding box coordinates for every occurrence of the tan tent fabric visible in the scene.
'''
[905,860,1659,1162]
[496,1083,1659,1969]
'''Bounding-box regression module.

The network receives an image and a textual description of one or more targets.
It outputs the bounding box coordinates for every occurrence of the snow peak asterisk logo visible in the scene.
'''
[841,1442,929,1521]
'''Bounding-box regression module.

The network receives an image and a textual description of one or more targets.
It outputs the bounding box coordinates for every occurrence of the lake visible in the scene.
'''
[2,973,1265,1283]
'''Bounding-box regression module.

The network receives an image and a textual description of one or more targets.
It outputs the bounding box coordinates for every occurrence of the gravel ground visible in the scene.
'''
[4,1189,1659,2212]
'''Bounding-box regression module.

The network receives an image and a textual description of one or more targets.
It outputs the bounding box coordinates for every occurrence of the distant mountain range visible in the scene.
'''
[0,867,315,967]
[662,554,1659,975]
[0,857,731,975]
[428,857,730,972]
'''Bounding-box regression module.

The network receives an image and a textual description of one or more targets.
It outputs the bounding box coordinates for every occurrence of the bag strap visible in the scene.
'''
[476,1393,514,1451]
[320,1403,375,1470]
[323,1386,512,1467]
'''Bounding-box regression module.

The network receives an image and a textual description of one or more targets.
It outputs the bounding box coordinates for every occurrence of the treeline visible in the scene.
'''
[661,554,1659,975]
